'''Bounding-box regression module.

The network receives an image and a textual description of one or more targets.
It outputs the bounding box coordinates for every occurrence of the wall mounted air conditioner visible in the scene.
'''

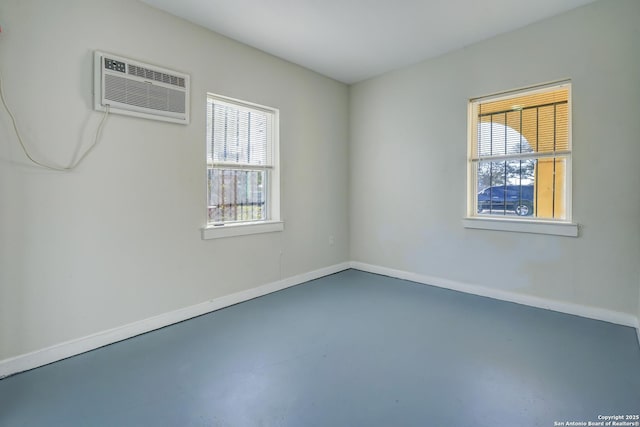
[94,51,190,124]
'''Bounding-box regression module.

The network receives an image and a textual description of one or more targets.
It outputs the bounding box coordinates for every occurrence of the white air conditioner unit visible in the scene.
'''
[94,51,190,124]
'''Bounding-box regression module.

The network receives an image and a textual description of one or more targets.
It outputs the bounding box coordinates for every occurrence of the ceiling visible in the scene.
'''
[139,0,597,84]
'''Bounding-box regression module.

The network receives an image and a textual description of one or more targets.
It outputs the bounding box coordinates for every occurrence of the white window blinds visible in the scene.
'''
[207,99,272,168]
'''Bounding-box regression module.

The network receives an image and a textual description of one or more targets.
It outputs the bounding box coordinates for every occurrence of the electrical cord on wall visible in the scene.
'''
[0,70,110,171]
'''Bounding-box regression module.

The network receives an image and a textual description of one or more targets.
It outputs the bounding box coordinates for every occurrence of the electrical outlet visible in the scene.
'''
[329,235,335,246]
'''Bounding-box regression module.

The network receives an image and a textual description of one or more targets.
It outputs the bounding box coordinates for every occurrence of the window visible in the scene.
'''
[203,94,282,239]
[465,81,578,236]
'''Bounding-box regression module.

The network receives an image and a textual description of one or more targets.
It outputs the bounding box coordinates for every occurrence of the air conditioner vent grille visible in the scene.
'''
[127,64,186,88]
[105,74,186,114]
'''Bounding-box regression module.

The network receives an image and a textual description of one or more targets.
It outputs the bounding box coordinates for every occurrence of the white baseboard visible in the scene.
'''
[350,261,639,328]
[0,262,351,379]
[2,260,637,379]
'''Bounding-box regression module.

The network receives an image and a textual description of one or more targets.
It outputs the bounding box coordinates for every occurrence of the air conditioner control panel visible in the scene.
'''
[104,58,126,73]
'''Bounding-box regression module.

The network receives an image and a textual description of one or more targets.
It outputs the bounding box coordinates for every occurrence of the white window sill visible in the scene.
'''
[462,217,579,237]
[201,220,284,240]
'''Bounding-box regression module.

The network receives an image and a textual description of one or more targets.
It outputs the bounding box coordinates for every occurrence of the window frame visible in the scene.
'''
[202,93,283,240]
[463,81,578,237]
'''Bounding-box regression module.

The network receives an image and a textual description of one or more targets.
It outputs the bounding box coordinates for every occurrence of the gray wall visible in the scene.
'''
[0,0,349,360]
[349,0,640,316]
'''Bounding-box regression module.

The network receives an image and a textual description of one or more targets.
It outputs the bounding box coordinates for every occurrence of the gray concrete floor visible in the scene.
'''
[1,269,639,426]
